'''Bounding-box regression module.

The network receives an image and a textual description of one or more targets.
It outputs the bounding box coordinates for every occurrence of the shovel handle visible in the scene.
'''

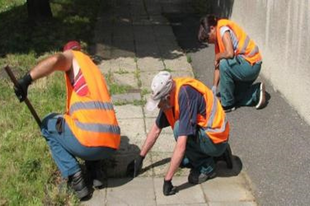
[4,66,42,128]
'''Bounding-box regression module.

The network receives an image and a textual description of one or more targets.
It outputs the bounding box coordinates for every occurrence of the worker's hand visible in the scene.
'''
[14,73,33,102]
[126,155,144,178]
[163,179,177,196]
[211,85,217,94]
[214,59,220,68]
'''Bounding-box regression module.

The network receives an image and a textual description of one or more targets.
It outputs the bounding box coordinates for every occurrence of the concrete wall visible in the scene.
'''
[227,0,310,124]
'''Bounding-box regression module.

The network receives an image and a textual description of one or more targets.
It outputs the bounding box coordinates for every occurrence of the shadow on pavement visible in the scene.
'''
[216,155,243,177]
[141,157,171,175]
[104,136,141,177]
[176,155,242,193]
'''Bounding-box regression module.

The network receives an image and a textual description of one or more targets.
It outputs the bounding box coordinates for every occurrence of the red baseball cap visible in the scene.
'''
[63,41,81,51]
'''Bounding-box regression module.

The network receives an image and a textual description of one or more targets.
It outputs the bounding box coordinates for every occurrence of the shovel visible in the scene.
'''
[4,65,42,128]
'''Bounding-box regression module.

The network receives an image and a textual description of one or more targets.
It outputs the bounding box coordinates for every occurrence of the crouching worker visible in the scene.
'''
[127,71,231,196]
[198,15,266,112]
[14,41,121,199]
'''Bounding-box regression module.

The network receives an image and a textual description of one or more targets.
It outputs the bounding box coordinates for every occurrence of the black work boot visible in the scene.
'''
[188,168,216,184]
[85,160,106,188]
[68,171,89,199]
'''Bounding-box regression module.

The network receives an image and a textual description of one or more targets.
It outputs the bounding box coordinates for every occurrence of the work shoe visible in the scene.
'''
[68,171,89,200]
[256,82,266,109]
[222,105,236,113]
[215,144,233,169]
[85,160,106,188]
[188,169,216,184]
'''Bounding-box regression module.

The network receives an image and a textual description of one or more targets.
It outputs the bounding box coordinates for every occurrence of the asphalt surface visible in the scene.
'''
[165,11,310,206]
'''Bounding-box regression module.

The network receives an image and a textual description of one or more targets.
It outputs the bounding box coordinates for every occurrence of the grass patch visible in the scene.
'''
[105,71,134,95]
[0,0,102,204]
[113,99,146,106]
[186,54,192,63]
[114,68,130,74]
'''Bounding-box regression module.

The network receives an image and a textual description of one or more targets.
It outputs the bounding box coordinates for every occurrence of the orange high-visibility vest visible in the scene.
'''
[63,51,121,148]
[216,19,262,65]
[163,78,229,144]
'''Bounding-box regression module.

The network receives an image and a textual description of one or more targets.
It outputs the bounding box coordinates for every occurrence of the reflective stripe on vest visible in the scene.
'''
[164,78,229,144]
[75,121,120,135]
[70,101,120,136]
[216,19,262,65]
[69,101,114,115]
[204,89,228,134]
[64,51,121,148]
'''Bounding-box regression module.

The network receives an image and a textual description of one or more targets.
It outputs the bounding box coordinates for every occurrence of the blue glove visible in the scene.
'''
[14,73,33,102]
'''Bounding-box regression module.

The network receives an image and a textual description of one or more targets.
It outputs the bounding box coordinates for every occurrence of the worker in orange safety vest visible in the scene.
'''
[127,71,232,196]
[14,41,120,200]
[198,15,267,112]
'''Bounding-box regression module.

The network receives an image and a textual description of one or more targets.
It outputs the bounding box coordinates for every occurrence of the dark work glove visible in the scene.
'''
[126,155,144,178]
[163,179,177,196]
[14,73,33,102]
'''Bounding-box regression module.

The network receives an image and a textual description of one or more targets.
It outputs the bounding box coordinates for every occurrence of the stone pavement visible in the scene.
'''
[83,0,257,205]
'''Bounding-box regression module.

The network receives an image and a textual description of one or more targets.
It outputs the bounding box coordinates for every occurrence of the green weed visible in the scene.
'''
[105,71,134,95]
[115,68,130,74]
[164,67,173,72]
[186,54,192,63]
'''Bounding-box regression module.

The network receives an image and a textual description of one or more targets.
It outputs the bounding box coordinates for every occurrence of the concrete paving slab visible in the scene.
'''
[154,176,206,205]
[111,48,135,58]
[112,73,138,88]
[149,133,176,153]
[140,70,166,90]
[150,151,191,178]
[117,118,146,146]
[113,25,133,36]
[144,108,159,118]
[201,174,255,202]
[114,105,144,119]
[132,16,154,25]
[81,189,107,206]
[112,93,141,105]
[208,202,257,206]
[170,70,194,78]
[95,44,113,60]
[137,57,165,72]
[106,178,156,206]
[159,45,183,58]
[109,57,137,72]
[151,152,171,177]
[136,49,161,58]
[163,56,192,71]
[153,25,176,37]
[113,39,135,52]
[157,38,180,48]
[144,117,173,135]
[99,60,111,73]
[149,16,170,25]
[157,204,207,206]
[93,30,113,43]
[134,25,155,36]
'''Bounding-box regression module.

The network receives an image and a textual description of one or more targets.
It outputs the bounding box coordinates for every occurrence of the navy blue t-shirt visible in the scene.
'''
[156,85,206,136]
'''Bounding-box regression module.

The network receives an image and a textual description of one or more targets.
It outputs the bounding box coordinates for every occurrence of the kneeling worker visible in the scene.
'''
[128,71,231,196]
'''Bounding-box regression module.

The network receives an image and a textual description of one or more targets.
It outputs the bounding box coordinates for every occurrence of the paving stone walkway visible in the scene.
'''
[82,0,258,205]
